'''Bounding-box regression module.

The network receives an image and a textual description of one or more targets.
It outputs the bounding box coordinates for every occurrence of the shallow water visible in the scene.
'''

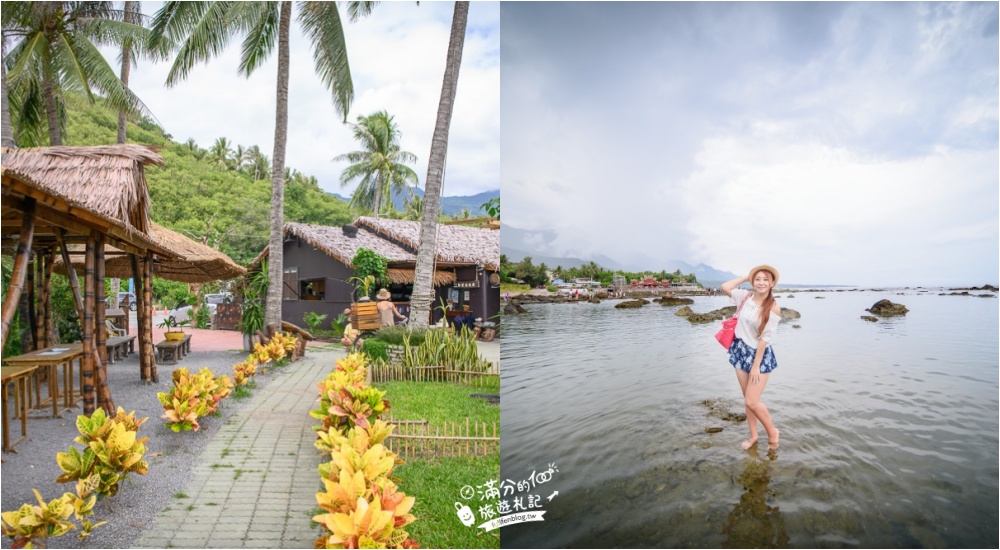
[499,289,998,548]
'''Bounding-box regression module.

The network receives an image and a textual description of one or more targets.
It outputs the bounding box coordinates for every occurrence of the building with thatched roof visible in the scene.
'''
[251,217,500,329]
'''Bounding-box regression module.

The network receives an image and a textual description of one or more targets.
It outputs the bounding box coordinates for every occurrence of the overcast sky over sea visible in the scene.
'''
[501,2,999,287]
[110,2,499,198]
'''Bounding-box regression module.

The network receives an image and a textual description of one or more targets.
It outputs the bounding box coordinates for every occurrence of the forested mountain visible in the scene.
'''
[62,95,353,264]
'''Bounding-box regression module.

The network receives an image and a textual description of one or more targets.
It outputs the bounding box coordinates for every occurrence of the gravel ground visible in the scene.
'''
[0,347,299,549]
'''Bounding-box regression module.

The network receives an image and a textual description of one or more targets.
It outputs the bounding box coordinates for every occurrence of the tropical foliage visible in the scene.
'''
[55,407,149,499]
[156,368,233,432]
[310,353,418,549]
[2,1,154,146]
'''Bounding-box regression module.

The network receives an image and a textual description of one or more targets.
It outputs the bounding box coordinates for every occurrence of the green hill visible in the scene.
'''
[62,95,353,265]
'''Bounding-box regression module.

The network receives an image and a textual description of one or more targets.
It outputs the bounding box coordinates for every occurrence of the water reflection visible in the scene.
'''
[722,449,788,549]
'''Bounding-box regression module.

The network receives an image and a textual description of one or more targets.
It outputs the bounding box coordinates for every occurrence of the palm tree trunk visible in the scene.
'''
[1,39,15,149]
[265,0,292,332]
[410,1,469,328]
[116,0,136,145]
[43,56,61,146]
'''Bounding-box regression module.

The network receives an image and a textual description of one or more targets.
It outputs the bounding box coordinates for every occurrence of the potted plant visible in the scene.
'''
[347,274,376,302]
[158,315,190,341]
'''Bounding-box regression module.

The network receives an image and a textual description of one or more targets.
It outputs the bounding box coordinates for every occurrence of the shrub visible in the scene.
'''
[305,311,329,333]
[156,368,233,432]
[372,326,428,347]
[55,408,150,499]
[361,339,389,362]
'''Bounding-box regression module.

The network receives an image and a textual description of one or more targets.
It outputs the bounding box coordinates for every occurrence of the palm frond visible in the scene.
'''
[298,1,353,121]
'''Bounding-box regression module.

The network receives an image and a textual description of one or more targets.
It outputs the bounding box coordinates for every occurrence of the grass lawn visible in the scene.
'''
[396,454,501,549]
[379,380,500,548]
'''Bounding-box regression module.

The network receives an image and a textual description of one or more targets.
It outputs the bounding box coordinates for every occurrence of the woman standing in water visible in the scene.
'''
[721,265,782,450]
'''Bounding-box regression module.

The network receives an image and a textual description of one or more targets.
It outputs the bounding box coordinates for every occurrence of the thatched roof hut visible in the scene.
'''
[2,144,162,239]
[251,218,499,276]
[54,222,246,283]
[355,217,500,270]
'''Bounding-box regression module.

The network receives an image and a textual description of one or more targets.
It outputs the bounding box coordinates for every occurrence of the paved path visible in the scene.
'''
[135,347,342,549]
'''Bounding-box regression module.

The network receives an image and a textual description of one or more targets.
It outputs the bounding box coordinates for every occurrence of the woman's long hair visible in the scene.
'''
[754,269,776,338]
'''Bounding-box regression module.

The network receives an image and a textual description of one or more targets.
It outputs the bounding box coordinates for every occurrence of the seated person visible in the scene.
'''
[340,308,363,349]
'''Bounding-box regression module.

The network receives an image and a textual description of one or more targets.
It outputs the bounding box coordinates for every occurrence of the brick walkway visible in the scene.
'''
[135,347,341,549]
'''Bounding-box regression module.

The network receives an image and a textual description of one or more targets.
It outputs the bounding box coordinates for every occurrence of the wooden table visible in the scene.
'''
[2,364,38,452]
[3,344,84,419]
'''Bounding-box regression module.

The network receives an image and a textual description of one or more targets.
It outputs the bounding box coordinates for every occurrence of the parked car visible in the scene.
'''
[203,293,234,314]
[106,292,137,311]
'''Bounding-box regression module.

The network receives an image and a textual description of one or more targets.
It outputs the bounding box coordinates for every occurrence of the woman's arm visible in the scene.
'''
[749,341,767,384]
[720,274,748,298]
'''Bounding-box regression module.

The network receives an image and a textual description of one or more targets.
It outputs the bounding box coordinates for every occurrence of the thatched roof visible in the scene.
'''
[54,222,246,283]
[386,267,456,287]
[248,220,495,285]
[355,217,500,270]
[2,145,162,236]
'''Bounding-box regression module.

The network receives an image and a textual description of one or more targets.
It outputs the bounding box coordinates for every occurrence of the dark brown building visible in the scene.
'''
[252,217,500,330]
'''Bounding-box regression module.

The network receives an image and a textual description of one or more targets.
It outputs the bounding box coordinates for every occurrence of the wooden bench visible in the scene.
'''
[155,334,192,365]
[106,335,137,363]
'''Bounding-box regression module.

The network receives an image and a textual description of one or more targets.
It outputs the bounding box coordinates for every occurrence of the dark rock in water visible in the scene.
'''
[615,299,649,309]
[705,427,724,434]
[504,302,528,314]
[658,296,694,306]
[792,324,801,329]
[588,298,601,304]
[815,296,825,299]
[781,308,801,321]
[701,398,747,422]
[785,294,795,299]
[686,308,733,324]
[861,316,878,322]
[675,306,693,317]
[866,299,908,316]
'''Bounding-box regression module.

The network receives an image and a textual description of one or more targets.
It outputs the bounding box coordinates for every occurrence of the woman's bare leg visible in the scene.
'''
[743,372,779,450]
[734,370,759,449]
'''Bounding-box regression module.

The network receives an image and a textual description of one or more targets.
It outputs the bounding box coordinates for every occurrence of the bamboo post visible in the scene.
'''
[1,200,36,351]
[27,253,38,350]
[131,255,147,382]
[94,233,115,414]
[42,249,55,347]
[54,230,85,318]
[144,251,158,383]
[82,235,97,415]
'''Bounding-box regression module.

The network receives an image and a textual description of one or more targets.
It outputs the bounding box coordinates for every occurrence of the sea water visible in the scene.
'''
[499,289,998,548]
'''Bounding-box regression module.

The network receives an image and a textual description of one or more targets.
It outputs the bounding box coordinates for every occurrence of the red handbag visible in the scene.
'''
[715,293,751,349]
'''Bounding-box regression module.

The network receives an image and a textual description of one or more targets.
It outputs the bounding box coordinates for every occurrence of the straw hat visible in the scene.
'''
[376,288,391,300]
[748,264,779,285]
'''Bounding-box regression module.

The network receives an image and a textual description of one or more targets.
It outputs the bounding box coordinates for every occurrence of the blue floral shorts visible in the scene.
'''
[728,337,778,374]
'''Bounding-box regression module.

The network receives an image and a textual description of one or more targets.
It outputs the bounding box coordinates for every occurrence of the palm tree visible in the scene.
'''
[209,136,234,170]
[403,193,424,221]
[3,1,152,146]
[150,1,359,332]
[410,2,469,328]
[334,110,419,218]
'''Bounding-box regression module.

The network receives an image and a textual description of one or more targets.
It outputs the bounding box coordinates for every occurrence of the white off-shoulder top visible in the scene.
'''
[730,288,781,347]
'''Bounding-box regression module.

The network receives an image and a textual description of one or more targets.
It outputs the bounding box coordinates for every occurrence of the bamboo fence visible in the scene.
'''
[369,363,499,387]
[384,418,499,459]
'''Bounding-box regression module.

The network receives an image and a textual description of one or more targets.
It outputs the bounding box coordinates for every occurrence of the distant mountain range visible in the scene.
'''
[330,187,499,217]
[501,223,740,286]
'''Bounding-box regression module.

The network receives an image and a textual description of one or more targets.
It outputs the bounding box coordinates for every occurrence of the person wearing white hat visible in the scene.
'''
[720,264,782,451]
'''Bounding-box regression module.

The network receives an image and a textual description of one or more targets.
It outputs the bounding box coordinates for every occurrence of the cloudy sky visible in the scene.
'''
[116,2,499,198]
[501,2,999,286]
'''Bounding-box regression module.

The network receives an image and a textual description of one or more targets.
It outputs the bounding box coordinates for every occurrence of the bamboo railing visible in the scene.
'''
[369,363,500,387]
[384,418,499,459]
